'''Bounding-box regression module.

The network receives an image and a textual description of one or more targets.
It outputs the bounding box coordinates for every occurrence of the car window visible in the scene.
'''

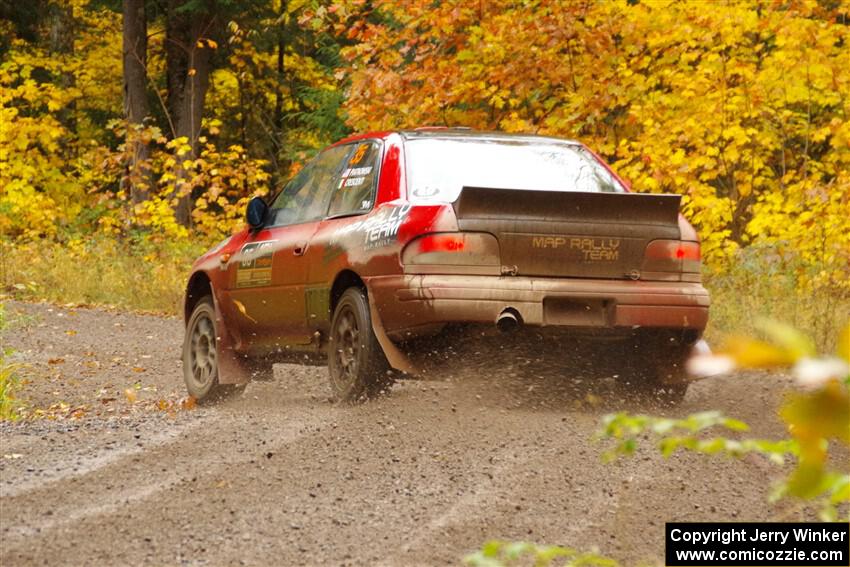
[405,138,626,203]
[268,144,351,226]
[268,163,314,226]
[326,141,381,218]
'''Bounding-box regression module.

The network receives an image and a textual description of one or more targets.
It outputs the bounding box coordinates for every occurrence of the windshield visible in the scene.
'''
[404,138,626,202]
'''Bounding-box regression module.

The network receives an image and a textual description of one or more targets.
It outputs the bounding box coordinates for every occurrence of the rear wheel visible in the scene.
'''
[327,287,394,402]
[183,296,244,403]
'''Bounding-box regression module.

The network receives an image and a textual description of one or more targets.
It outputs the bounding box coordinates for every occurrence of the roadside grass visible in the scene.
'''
[704,248,849,353]
[0,354,23,421]
[2,238,846,351]
[0,303,24,420]
[1,237,207,316]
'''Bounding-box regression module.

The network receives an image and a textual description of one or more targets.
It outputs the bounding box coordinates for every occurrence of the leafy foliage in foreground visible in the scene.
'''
[600,323,850,520]
[465,323,849,563]
[464,540,618,567]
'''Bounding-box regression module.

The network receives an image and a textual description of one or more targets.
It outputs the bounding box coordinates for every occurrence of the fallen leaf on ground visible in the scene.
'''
[70,407,87,419]
[124,388,137,403]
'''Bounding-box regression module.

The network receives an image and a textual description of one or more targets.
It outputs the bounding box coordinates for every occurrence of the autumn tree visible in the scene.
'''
[204,0,350,184]
[332,0,850,286]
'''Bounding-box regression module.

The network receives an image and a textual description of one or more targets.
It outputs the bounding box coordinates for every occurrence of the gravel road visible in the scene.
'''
[0,300,810,566]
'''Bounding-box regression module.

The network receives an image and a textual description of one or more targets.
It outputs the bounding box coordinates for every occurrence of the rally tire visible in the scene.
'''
[327,287,394,402]
[183,296,244,403]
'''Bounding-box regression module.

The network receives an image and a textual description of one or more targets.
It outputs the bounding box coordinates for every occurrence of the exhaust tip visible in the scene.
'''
[496,309,522,333]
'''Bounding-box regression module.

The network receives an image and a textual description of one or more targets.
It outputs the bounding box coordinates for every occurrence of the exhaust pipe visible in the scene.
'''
[496,310,521,333]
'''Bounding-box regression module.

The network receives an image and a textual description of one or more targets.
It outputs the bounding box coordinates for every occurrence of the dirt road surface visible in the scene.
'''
[1,300,808,566]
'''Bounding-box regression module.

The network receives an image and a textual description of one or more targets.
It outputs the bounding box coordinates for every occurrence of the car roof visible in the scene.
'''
[332,128,581,147]
[399,128,580,146]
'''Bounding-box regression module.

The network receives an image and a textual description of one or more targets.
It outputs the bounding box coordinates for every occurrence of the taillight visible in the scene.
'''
[643,240,701,273]
[401,232,500,271]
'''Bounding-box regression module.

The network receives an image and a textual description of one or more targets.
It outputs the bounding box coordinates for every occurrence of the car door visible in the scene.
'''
[303,140,384,330]
[224,144,353,351]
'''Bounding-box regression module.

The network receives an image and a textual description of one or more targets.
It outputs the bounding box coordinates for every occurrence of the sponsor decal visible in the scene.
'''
[349,143,370,165]
[532,236,621,262]
[337,166,373,189]
[329,204,412,248]
[411,185,440,198]
[532,236,568,249]
[235,240,275,288]
[341,176,366,188]
[348,166,373,177]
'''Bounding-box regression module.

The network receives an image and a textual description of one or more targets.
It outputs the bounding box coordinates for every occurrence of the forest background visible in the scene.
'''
[1,0,848,350]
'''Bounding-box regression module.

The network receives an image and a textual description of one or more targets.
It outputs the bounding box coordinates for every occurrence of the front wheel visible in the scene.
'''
[183,296,244,403]
[327,287,394,402]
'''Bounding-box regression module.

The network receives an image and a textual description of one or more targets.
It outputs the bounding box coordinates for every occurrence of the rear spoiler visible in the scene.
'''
[453,187,682,225]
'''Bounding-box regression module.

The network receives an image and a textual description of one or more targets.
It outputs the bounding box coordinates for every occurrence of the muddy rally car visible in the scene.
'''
[182,128,709,404]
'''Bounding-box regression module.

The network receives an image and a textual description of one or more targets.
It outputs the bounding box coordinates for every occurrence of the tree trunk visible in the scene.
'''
[122,0,151,204]
[165,0,188,134]
[47,1,75,134]
[166,0,215,227]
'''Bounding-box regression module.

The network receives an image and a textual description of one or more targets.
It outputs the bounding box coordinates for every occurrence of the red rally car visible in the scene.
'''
[182,128,710,404]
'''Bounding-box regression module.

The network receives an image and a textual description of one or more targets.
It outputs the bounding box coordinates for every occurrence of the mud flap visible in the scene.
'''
[368,292,418,376]
[211,292,251,385]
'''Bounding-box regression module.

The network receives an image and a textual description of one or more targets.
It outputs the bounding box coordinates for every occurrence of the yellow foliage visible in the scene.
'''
[1,0,846,348]
[339,0,850,295]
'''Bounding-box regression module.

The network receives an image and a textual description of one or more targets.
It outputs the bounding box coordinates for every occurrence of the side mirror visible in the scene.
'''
[246,196,268,230]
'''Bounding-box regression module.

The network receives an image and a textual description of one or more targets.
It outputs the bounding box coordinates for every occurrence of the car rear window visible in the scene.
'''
[404,138,626,202]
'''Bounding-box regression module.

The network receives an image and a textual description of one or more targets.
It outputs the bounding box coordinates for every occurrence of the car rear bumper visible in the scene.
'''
[368,274,709,335]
